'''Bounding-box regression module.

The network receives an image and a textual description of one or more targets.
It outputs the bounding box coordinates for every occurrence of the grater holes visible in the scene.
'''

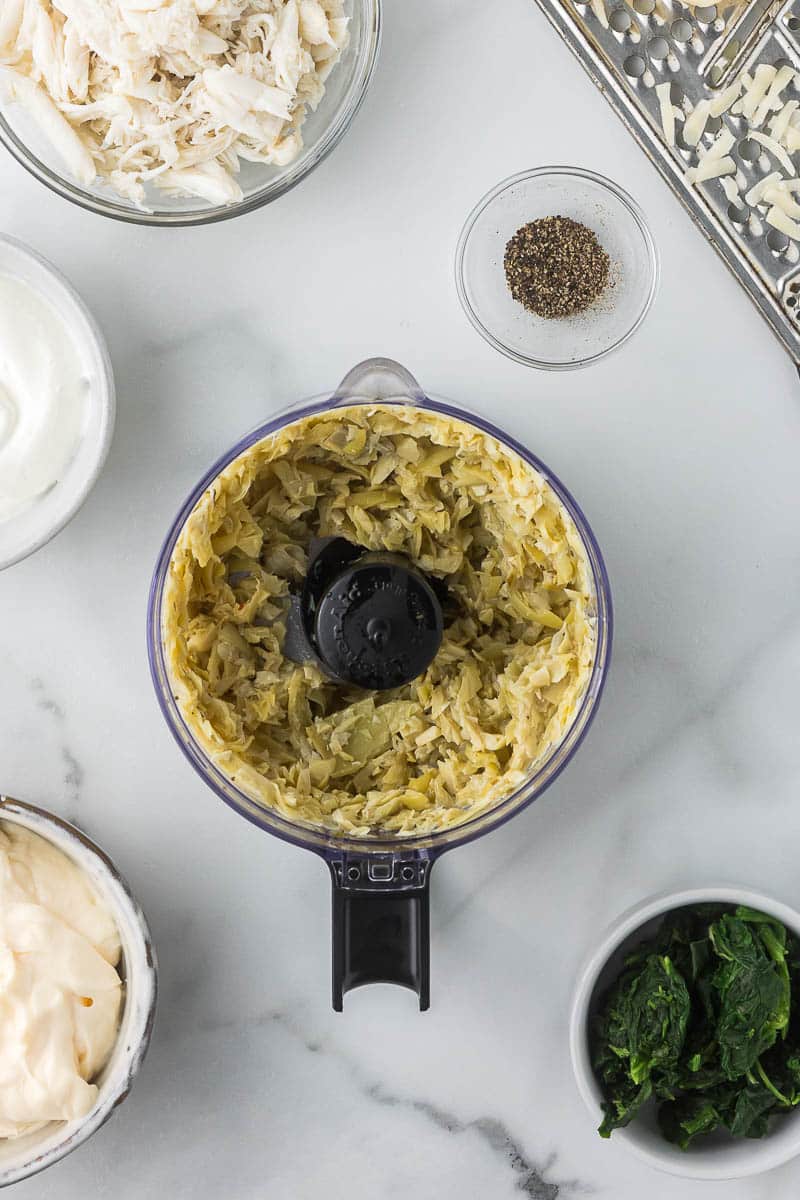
[787,294,797,306]
[695,4,716,21]
[787,15,800,30]
[624,53,647,75]
[633,0,655,13]
[767,229,789,255]
[610,6,633,30]
[738,137,761,162]
[728,202,748,224]
[671,17,692,39]
[648,35,670,58]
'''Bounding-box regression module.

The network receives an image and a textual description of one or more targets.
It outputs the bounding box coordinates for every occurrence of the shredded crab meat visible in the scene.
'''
[162,406,597,838]
[0,0,348,206]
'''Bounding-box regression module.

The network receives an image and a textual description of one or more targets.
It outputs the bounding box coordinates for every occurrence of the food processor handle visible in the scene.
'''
[329,857,433,1011]
[334,356,426,405]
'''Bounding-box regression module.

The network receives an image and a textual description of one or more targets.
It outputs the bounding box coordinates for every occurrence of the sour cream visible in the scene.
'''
[0,273,89,524]
[0,822,122,1138]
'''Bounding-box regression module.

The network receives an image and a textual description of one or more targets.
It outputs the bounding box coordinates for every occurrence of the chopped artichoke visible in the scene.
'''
[163,405,597,836]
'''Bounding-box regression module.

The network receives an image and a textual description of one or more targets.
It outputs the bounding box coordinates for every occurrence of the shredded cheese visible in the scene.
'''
[741,64,777,120]
[683,98,711,147]
[764,186,800,218]
[656,81,676,146]
[769,100,799,143]
[750,129,796,176]
[745,170,781,207]
[710,80,742,118]
[766,205,800,239]
[752,64,797,127]
[706,128,735,161]
[687,154,736,184]
[719,174,740,202]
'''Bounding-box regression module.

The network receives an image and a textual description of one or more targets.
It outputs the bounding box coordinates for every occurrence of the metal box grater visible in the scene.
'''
[532,0,800,362]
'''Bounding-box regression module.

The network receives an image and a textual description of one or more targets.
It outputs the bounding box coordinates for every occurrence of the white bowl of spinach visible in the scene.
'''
[570,887,800,1178]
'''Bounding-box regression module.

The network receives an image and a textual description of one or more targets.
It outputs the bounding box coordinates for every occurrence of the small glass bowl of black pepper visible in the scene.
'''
[455,167,659,370]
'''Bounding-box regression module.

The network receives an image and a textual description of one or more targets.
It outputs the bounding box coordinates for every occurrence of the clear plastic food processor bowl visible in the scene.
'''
[147,358,613,1008]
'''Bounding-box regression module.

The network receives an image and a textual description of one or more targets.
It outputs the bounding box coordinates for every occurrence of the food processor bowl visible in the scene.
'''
[147,357,612,1008]
[0,0,381,227]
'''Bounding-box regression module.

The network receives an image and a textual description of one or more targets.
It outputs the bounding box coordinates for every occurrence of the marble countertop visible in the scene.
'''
[2,0,800,1196]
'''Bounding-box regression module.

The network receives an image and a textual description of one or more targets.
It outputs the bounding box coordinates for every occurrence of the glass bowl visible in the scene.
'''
[0,0,381,227]
[455,167,660,371]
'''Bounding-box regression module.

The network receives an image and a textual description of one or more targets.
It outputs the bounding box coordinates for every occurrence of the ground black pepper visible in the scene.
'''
[503,215,610,319]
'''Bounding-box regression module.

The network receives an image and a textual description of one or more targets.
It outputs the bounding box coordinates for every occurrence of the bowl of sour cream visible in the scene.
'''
[0,236,115,570]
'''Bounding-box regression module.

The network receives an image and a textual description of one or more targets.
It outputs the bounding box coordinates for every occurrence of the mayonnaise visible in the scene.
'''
[0,274,89,524]
[0,822,122,1138]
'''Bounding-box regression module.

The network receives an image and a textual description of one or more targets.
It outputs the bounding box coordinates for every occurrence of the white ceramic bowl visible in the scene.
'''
[570,886,800,1180]
[0,796,157,1188]
[0,237,115,570]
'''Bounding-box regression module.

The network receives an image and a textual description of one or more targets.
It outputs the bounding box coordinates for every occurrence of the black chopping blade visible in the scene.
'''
[283,537,447,690]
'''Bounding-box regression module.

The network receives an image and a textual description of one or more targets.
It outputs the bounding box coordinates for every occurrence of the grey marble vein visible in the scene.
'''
[30,677,84,816]
[198,1007,590,1199]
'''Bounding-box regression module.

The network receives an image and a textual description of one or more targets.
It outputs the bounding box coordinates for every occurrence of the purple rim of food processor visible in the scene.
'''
[146,366,612,1008]
[146,388,613,859]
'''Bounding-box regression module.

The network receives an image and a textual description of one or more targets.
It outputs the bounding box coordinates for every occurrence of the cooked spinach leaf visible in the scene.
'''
[710,913,790,1078]
[591,904,800,1150]
[593,954,689,1137]
[658,1094,723,1149]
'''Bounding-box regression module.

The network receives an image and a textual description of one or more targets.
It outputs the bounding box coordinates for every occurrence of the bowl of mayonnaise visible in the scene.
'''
[0,236,115,571]
[0,796,157,1187]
